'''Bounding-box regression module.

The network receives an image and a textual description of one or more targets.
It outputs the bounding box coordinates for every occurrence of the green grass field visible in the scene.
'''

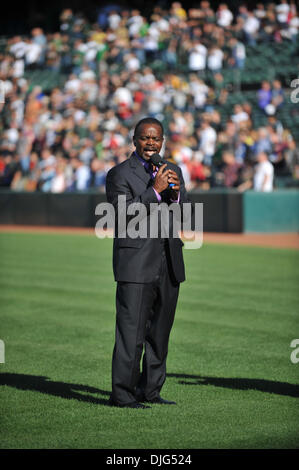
[0,232,298,449]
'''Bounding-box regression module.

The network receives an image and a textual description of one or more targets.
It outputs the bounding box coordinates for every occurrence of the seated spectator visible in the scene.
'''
[90,158,107,191]
[39,158,56,192]
[51,160,67,193]
[271,79,285,111]
[254,3,266,20]
[220,151,242,188]
[189,76,209,110]
[235,130,255,164]
[257,81,272,113]
[237,164,255,192]
[70,157,91,191]
[39,148,56,170]
[255,127,273,155]
[186,153,211,190]
[231,104,250,127]
[78,138,95,164]
[0,154,22,188]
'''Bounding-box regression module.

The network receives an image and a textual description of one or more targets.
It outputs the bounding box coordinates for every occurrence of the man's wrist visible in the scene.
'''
[152,184,161,194]
[152,187,162,202]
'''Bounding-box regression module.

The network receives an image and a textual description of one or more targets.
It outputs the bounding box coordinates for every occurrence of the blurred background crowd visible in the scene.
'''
[0,0,299,193]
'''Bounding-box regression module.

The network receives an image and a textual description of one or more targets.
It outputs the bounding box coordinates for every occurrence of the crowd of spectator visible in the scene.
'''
[0,1,299,193]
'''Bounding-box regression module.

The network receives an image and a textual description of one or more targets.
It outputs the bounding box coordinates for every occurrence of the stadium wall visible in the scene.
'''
[0,190,298,233]
[243,190,299,233]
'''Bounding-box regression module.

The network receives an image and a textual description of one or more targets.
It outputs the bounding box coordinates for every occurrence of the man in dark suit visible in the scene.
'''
[105,117,190,409]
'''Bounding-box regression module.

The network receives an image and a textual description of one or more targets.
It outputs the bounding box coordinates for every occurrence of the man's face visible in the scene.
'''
[134,123,163,161]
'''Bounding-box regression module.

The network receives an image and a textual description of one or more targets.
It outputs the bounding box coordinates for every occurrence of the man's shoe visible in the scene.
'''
[108,398,151,409]
[125,402,151,409]
[144,396,177,405]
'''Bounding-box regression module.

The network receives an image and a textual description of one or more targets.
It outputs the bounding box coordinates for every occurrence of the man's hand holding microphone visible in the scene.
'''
[151,154,180,196]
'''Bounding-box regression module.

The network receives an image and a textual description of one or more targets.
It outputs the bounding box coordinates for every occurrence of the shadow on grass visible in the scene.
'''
[0,373,111,406]
[2,372,298,404]
[167,373,299,398]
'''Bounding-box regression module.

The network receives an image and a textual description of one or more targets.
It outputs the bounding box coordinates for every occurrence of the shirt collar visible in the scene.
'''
[134,151,151,171]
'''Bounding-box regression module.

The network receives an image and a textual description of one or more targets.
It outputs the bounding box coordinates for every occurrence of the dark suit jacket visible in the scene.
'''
[105,152,191,284]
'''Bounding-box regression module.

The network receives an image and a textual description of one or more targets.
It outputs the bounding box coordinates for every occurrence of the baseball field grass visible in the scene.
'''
[0,231,298,449]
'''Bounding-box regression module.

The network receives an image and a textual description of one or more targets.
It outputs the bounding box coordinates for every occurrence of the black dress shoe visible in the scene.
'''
[108,398,151,409]
[126,402,151,409]
[144,396,177,405]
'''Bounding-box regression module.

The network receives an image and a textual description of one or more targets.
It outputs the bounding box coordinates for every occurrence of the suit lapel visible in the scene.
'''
[129,153,152,186]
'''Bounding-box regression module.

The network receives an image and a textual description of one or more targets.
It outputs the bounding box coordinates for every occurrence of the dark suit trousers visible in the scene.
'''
[111,242,179,405]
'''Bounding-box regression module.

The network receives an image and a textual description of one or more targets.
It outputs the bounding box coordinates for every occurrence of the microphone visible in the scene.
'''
[150,153,175,188]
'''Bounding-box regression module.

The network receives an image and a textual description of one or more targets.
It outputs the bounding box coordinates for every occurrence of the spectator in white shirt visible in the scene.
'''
[243,11,260,45]
[108,11,122,30]
[253,152,274,192]
[231,104,250,126]
[144,24,160,61]
[31,27,47,66]
[254,3,266,19]
[51,161,67,193]
[65,74,82,94]
[113,86,133,108]
[207,47,224,72]
[217,4,234,28]
[276,0,290,24]
[71,158,90,191]
[198,120,217,166]
[25,39,42,69]
[5,123,19,144]
[39,148,56,170]
[188,41,207,72]
[124,53,140,72]
[287,15,299,42]
[13,59,25,78]
[127,10,144,37]
[152,14,169,33]
[9,36,27,59]
[189,76,209,109]
[79,65,96,81]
